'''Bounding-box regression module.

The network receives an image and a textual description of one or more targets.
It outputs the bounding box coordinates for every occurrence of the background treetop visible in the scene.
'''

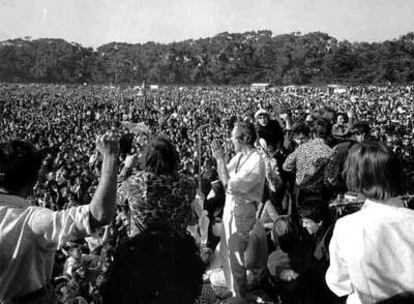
[1,31,413,85]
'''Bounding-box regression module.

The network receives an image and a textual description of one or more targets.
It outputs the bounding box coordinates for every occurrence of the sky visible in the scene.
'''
[0,0,413,47]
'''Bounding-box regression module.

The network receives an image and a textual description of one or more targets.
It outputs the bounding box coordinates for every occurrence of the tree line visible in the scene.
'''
[0,31,414,85]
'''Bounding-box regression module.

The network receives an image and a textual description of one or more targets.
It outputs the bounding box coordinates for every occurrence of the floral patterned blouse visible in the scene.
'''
[117,171,196,236]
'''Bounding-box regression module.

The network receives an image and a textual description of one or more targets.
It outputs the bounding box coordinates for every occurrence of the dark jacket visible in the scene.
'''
[256,120,284,150]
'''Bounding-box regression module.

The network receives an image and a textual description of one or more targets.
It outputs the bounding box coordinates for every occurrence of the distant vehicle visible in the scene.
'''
[328,84,348,94]
[133,84,158,96]
[250,83,272,91]
[283,85,299,92]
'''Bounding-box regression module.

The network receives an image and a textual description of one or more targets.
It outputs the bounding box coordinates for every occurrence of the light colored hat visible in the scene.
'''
[255,109,268,119]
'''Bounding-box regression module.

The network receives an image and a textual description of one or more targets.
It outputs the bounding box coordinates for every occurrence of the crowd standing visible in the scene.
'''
[1,83,414,304]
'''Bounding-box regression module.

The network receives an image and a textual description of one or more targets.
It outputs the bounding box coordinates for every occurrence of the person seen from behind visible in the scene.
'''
[101,226,204,304]
[0,134,119,304]
[326,141,414,303]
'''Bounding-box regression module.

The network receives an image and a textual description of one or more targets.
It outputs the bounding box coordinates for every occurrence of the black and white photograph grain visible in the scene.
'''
[1,0,414,303]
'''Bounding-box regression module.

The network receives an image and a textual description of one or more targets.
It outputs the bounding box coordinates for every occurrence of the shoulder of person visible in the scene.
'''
[333,140,347,148]
[322,223,335,245]
[270,119,282,127]
[0,203,33,222]
[297,141,310,150]
[253,149,266,161]
[327,145,336,154]
[332,210,362,234]
[26,205,57,220]
[334,140,352,151]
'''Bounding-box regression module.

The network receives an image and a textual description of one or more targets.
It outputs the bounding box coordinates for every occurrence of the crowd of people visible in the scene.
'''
[1,82,414,304]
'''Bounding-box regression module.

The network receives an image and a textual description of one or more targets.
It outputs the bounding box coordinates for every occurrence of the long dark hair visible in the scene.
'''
[143,137,179,175]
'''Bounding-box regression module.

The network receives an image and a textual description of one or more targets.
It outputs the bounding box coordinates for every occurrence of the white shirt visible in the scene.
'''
[226,150,266,205]
[221,150,265,240]
[326,199,414,304]
[0,194,92,302]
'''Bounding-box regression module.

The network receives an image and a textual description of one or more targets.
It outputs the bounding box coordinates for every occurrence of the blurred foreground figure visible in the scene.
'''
[101,226,204,304]
[326,141,414,304]
[0,135,118,303]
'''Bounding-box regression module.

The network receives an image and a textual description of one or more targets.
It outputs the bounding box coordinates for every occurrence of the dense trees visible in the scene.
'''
[0,31,413,85]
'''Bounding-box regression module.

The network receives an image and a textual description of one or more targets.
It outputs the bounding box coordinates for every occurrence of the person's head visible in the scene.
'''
[336,113,347,125]
[231,121,257,152]
[255,109,269,127]
[67,193,77,204]
[385,134,398,148]
[304,113,315,130]
[47,171,56,181]
[292,122,310,146]
[0,140,42,196]
[351,122,370,142]
[102,227,204,304]
[143,137,179,175]
[119,133,134,155]
[271,215,301,253]
[56,168,68,186]
[65,240,83,258]
[321,108,336,124]
[312,118,332,140]
[298,199,330,235]
[304,114,314,124]
[68,245,82,260]
[200,169,218,197]
[344,141,403,201]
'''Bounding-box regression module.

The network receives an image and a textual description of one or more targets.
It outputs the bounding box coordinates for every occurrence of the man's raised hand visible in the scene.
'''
[96,132,120,158]
[211,139,225,160]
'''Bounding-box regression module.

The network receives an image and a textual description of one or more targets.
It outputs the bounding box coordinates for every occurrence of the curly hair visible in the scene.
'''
[298,197,330,223]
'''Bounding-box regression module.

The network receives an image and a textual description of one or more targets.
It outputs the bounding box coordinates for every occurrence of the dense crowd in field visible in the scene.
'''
[1,83,414,304]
